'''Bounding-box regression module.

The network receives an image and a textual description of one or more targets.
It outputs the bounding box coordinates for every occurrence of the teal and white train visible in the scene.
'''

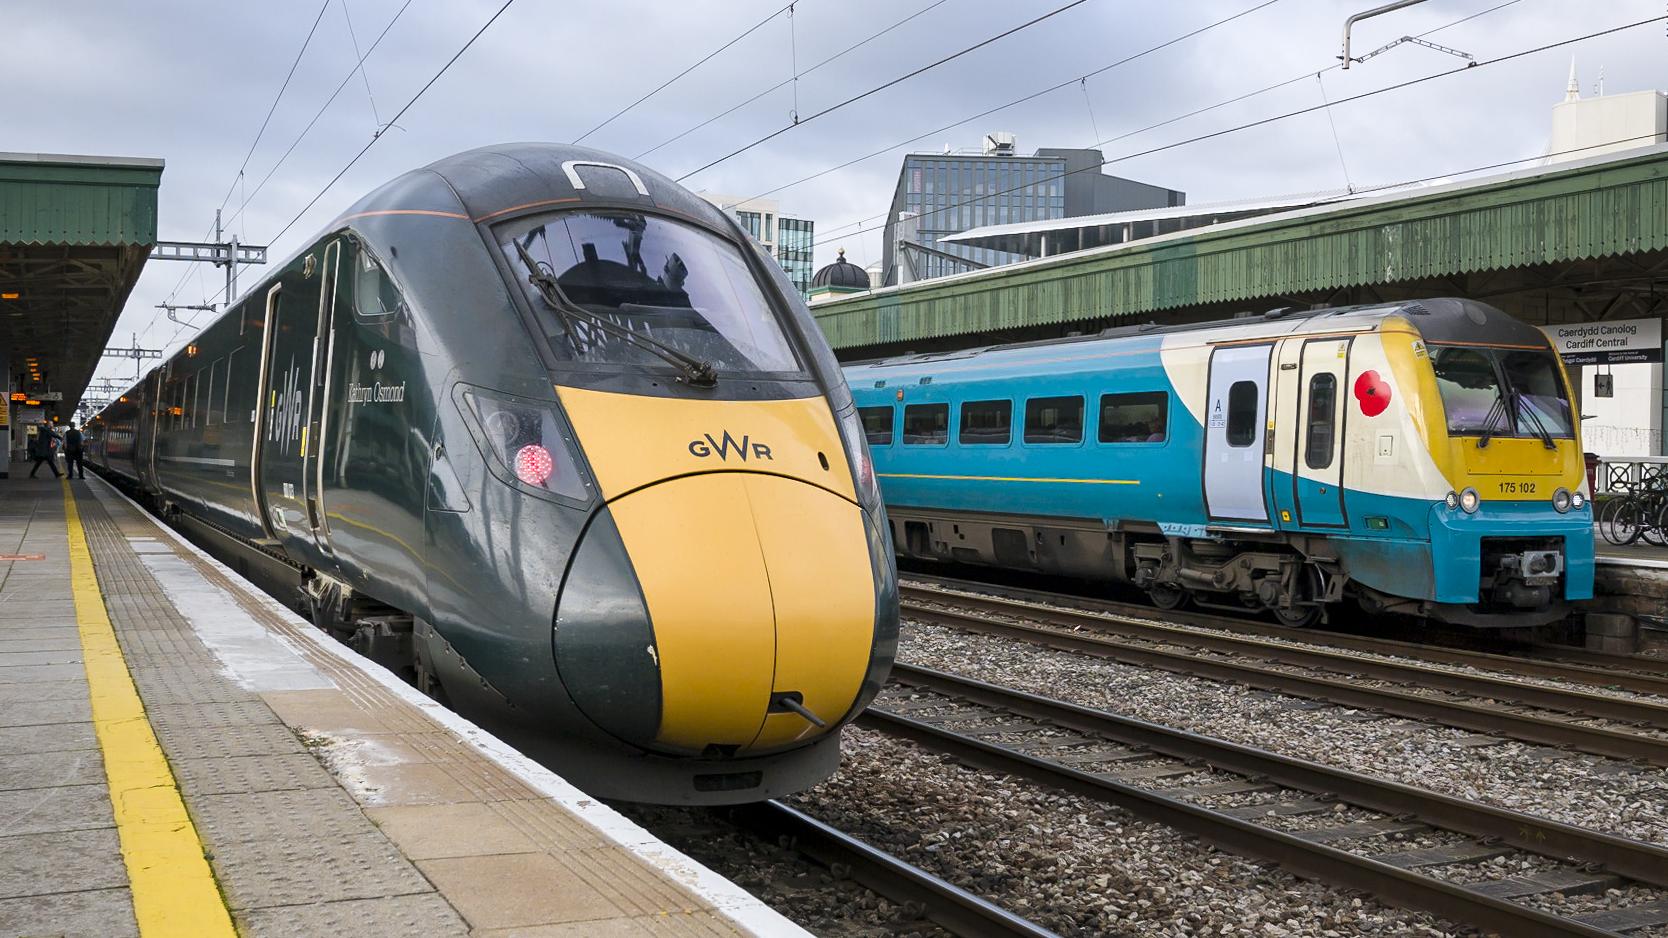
[847,298,1593,628]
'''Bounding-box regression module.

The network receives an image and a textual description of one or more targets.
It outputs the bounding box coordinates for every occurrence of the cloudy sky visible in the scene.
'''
[7,0,1664,391]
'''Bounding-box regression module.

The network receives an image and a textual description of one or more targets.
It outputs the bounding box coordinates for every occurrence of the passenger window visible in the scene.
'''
[205,362,222,426]
[1305,374,1338,470]
[859,406,894,446]
[224,350,239,422]
[1099,392,1168,443]
[354,251,404,321]
[1226,381,1258,447]
[1024,396,1083,444]
[959,400,1012,444]
[902,403,948,445]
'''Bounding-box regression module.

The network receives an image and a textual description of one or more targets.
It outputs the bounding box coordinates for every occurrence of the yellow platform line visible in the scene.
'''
[63,482,237,938]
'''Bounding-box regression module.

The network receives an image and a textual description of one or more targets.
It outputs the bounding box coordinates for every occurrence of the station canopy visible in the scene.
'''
[816,143,1668,357]
[0,152,164,416]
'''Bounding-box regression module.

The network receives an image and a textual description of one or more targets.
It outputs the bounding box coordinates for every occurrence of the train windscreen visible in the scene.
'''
[1430,346,1573,438]
[499,211,800,376]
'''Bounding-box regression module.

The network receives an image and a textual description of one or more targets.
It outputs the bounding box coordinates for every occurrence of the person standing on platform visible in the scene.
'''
[63,421,85,480]
[27,421,61,479]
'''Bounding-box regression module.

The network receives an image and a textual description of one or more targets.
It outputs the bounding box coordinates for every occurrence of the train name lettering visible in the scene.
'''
[688,432,772,462]
[1498,480,1537,495]
[346,382,406,404]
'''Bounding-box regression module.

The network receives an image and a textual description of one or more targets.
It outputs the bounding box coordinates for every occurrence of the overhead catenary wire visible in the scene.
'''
[633,0,954,162]
[222,0,418,234]
[761,0,1288,237]
[806,0,1533,244]
[807,12,1668,253]
[674,0,1100,183]
[572,1,798,146]
[140,0,334,355]
[267,0,521,246]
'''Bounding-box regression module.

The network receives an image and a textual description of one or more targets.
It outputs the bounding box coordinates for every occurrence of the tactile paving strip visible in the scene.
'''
[70,490,469,935]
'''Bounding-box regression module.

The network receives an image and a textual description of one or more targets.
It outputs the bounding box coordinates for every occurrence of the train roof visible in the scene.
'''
[845,298,1553,381]
[333,142,734,234]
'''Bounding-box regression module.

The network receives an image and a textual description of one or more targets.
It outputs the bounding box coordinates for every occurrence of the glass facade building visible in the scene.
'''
[882,141,1185,286]
[704,195,816,300]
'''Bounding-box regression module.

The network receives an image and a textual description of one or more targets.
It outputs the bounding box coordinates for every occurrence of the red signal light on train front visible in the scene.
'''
[514,444,554,486]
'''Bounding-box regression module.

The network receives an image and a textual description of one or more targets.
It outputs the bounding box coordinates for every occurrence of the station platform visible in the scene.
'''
[0,473,801,938]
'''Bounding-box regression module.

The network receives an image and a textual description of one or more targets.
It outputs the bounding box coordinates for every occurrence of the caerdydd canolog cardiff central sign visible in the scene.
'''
[1541,318,1664,366]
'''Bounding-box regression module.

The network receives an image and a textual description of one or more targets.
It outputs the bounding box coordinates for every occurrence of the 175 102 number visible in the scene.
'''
[1498,480,1537,495]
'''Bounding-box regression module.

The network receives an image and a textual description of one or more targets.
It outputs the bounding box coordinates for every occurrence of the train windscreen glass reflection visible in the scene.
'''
[501,211,800,374]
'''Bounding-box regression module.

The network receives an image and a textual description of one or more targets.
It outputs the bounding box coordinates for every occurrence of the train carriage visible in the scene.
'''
[87,143,898,804]
[847,298,1593,628]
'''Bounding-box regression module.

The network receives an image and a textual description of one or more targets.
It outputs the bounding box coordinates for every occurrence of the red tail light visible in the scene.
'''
[515,444,554,485]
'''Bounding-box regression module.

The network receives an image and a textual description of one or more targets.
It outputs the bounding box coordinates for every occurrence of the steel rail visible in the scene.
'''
[724,800,1060,938]
[861,681,1630,938]
[888,663,1668,888]
[905,573,1668,697]
[901,602,1668,765]
[902,585,1668,728]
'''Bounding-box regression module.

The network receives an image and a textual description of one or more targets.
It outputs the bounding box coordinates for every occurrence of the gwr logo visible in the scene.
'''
[688,431,773,462]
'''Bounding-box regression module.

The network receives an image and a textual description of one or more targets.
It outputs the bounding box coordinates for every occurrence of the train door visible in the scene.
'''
[1293,338,1350,527]
[1202,343,1272,523]
[301,240,341,557]
[251,269,323,557]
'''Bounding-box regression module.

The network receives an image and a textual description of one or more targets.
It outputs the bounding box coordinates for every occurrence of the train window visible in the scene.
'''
[1024,396,1083,444]
[205,362,222,426]
[959,400,1011,445]
[354,252,405,321]
[498,211,801,376]
[1098,392,1168,443]
[902,403,949,445]
[859,406,893,446]
[1226,381,1258,447]
[1304,374,1337,469]
[223,350,238,422]
[1499,351,1574,437]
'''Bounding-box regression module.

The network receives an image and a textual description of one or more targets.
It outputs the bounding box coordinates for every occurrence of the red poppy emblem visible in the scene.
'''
[1354,370,1392,417]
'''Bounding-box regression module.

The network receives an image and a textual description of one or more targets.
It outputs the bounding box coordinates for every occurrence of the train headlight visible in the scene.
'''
[1571,491,1585,510]
[1444,491,1460,511]
[1459,487,1480,513]
[1552,487,1572,513]
[514,444,555,486]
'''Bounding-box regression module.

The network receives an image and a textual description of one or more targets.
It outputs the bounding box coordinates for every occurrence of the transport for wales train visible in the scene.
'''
[846,299,1593,629]
[86,143,898,804]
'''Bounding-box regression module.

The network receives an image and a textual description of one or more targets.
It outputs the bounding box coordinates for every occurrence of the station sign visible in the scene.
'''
[33,391,63,401]
[1541,318,1664,366]
[8,392,24,401]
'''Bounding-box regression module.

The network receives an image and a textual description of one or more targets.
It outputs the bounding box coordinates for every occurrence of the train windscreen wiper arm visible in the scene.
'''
[515,243,718,388]
[1476,390,1509,448]
[1512,391,1558,450]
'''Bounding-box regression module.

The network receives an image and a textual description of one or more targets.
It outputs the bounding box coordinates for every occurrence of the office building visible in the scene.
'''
[699,193,816,298]
[881,132,1184,285]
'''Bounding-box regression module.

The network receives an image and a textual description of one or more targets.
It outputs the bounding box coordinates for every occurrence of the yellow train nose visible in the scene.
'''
[607,472,877,754]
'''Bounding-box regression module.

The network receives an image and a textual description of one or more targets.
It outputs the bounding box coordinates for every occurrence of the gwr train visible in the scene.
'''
[87,143,898,804]
[846,299,1593,629]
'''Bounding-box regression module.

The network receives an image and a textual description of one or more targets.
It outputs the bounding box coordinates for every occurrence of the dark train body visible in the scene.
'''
[88,144,898,804]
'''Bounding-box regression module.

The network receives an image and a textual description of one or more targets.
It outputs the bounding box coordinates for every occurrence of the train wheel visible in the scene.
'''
[1148,584,1189,610]
[1272,605,1321,628]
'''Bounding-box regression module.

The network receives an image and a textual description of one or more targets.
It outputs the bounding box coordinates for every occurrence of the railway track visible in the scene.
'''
[630,798,1058,938]
[723,800,1058,938]
[900,582,1668,766]
[864,664,1668,938]
[905,573,1668,697]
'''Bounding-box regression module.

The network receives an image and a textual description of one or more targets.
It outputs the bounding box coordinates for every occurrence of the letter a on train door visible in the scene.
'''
[1203,344,1273,523]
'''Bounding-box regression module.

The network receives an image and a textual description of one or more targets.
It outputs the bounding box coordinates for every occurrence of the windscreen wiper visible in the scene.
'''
[515,243,717,388]
[1476,390,1509,448]
[1512,391,1557,450]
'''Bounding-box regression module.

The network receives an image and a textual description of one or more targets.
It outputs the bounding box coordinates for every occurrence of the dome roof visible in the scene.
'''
[812,249,869,290]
